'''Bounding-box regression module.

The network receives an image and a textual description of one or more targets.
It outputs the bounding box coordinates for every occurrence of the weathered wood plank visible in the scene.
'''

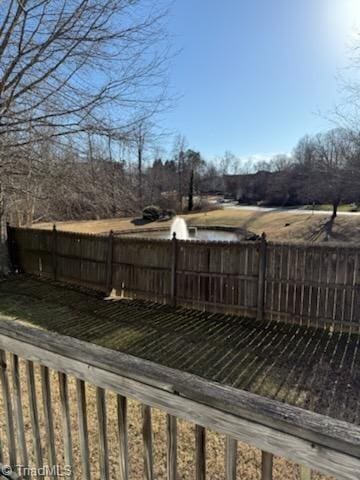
[257,233,267,321]
[58,372,73,478]
[195,425,206,480]
[52,225,58,281]
[117,395,128,480]
[96,387,109,480]
[261,451,273,480]
[171,234,178,307]
[0,318,357,459]
[25,360,43,476]
[10,225,360,330]
[225,437,237,480]
[0,350,16,469]
[76,379,91,480]
[40,366,57,476]
[166,414,177,480]
[10,354,28,471]
[106,231,114,293]
[0,324,360,480]
[142,405,154,480]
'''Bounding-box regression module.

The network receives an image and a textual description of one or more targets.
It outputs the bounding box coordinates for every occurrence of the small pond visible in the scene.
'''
[121,228,247,242]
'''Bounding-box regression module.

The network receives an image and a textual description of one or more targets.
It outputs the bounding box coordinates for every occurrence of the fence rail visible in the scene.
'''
[0,318,359,479]
[7,225,360,331]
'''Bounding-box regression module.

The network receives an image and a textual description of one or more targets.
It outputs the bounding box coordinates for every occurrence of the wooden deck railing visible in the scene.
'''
[0,318,359,479]
[7,225,360,332]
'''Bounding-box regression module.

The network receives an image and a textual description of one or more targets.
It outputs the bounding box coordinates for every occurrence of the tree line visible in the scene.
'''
[1,1,360,232]
[226,128,360,218]
[4,125,360,226]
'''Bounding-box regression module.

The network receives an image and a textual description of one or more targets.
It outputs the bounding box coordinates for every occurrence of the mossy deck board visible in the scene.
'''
[0,274,360,426]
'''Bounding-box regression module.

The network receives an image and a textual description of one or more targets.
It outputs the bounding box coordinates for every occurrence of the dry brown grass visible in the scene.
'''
[34,209,360,243]
[0,356,332,479]
[185,209,360,243]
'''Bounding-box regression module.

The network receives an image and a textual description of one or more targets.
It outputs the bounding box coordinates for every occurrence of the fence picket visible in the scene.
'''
[7,226,360,332]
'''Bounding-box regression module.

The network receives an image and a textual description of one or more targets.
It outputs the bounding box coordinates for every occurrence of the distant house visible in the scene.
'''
[224,171,273,202]
[224,170,298,206]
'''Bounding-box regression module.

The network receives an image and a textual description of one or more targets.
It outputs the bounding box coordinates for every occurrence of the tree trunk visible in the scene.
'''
[188,169,194,212]
[178,151,184,211]
[138,146,143,204]
[332,201,339,219]
[0,184,10,274]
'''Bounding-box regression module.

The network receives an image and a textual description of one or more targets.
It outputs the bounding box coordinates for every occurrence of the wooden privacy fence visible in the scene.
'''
[7,225,360,332]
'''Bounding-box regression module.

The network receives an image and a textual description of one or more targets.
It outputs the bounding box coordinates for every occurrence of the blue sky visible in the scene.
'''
[164,0,360,160]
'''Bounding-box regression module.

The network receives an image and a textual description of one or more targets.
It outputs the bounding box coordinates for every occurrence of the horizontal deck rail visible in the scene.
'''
[0,317,359,479]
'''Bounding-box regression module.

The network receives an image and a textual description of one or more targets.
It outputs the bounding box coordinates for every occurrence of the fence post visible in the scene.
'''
[257,232,267,322]
[171,233,178,307]
[106,230,114,294]
[52,224,58,281]
[6,222,14,272]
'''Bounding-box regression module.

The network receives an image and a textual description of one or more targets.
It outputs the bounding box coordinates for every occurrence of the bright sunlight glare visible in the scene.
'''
[333,0,360,39]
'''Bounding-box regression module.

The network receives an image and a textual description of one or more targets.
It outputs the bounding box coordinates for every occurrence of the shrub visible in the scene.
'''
[142,205,161,222]
[164,209,176,218]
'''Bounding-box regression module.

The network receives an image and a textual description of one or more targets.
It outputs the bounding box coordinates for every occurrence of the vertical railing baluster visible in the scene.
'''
[117,395,128,480]
[40,366,57,478]
[58,372,73,479]
[195,425,206,480]
[26,361,44,478]
[261,451,273,480]
[225,437,237,480]
[166,414,177,480]
[0,350,16,469]
[76,379,91,480]
[300,465,311,480]
[10,354,28,473]
[96,387,109,480]
[142,405,154,480]
[0,433,3,464]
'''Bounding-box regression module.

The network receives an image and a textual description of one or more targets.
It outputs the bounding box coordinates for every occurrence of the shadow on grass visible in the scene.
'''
[131,218,152,226]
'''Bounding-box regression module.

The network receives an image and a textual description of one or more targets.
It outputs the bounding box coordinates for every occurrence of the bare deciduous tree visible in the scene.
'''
[0,0,169,144]
[0,0,171,252]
